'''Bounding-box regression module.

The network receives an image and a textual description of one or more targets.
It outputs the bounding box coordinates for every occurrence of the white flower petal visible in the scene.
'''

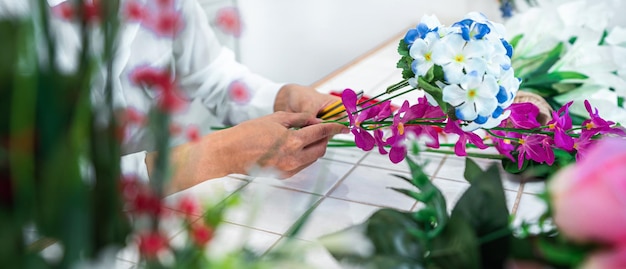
[456,102,478,121]
[475,94,498,116]
[442,84,467,106]
[464,40,488,59]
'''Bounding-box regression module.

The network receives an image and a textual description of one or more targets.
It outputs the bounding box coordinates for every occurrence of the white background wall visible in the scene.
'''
[234,0,502,85]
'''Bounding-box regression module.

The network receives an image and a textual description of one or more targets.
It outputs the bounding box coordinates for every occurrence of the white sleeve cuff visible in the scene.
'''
[120,151,150,183]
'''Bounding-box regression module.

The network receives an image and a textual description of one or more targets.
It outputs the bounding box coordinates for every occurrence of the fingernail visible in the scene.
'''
[341,127,350,134]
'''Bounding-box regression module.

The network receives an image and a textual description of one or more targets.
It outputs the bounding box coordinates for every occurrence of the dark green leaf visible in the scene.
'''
[404,157,448,227]
[463,158,482,184]
[397,39,410,57]
[451,164,511,269]
[430,214,481,269]
[323,209,426,268]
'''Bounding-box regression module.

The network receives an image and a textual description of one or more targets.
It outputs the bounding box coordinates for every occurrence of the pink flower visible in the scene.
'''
[144,9,184,38]
[582,100,626,137]
[387,99,444,163]
[186,125,200,143]
[580,246,626,269]
[176,196,200,217]
[138,232,168,259]
[507,102,541,129]
[516,134,554,169]
[190,223,214,247]
[573,132,595,162]
[51,0,100,23]
[129,66,186,112]
[228,80,251,105]
[550,138,626,245]
[342,89,390,152]
[443,120,488,157]
[546,101,574,151]
[215,7,243,37]
[123,1,145,22]
[51,2,74,20]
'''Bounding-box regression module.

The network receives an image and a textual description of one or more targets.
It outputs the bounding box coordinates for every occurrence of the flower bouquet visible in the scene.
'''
[320,11,626,269]
[327,11,625,178]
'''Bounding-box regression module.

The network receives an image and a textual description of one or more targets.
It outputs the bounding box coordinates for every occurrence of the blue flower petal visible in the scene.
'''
[460,26,470,41]
[454,19,473,28]
[404,29,419,46]
[492,106,504,118]
[411,60,418,74]
[501,38,513,58]
[417,23,430,38]
[455,107,474,121]
[496,86,508,103]
[474,114,488,124]
[473,23,491,39]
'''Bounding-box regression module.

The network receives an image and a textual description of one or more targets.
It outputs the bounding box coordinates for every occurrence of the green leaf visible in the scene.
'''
[521,42,564,80]
[463,158,482,184]
[404,157,448,228]
[417,77,447,113]
[509,34,524,49]
[397,39,410,57]
[430,214,481,269]
[522,71,588,89]
[451,163,511,269]
[322,209,426,268]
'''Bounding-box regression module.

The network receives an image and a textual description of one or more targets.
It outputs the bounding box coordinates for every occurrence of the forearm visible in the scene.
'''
[145,131,235,194]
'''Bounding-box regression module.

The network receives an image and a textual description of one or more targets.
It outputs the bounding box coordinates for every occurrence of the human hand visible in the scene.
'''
[274,84,340,117]
[224,111,348,177]
[160,112,348,192]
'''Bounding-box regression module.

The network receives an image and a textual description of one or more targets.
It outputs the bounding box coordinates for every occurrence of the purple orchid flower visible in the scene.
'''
[387,101,420,163]
[342,88,391,151]
[385,98,446,163]
[546,101,574,151]
[490,123,522,161]
[516,134,554,170]
[507,102,541,129]
[443,120,488,157]
[573,131,596,162]
[582,100,626,137]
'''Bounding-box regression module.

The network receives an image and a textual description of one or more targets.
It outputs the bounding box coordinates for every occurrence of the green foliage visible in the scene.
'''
[396,39,416,79]
[451,159,511,269]
[509,34,524,49]
[323,156,515,269]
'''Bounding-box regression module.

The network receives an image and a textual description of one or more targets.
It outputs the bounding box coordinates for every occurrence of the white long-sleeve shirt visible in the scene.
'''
[13,0,284,181]
[113,0,284,181]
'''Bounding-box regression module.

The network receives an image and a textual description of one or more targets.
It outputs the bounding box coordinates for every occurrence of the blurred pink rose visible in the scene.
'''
[580,246,626,269]
[549,138,626,245]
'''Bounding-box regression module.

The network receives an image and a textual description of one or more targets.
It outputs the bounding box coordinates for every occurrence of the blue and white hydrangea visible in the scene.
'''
[403,12,520,131]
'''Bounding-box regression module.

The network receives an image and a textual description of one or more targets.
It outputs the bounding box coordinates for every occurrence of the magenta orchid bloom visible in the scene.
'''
[385,98,446,163]
[573,132,596,162]
[516,134,554,169]
[342,89,391,151]
[507,102,541,129]
[443,120,488,157]
[546,101,574,151]
[387,101,419,163]
[582,100,626,137]
[490,125,522,161]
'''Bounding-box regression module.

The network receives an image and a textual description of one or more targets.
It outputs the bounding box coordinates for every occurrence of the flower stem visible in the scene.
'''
[424,149,505,160]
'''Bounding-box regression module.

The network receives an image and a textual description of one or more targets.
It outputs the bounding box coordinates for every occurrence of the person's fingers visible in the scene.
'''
[269,111,321,128]
[295,122,348,145]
